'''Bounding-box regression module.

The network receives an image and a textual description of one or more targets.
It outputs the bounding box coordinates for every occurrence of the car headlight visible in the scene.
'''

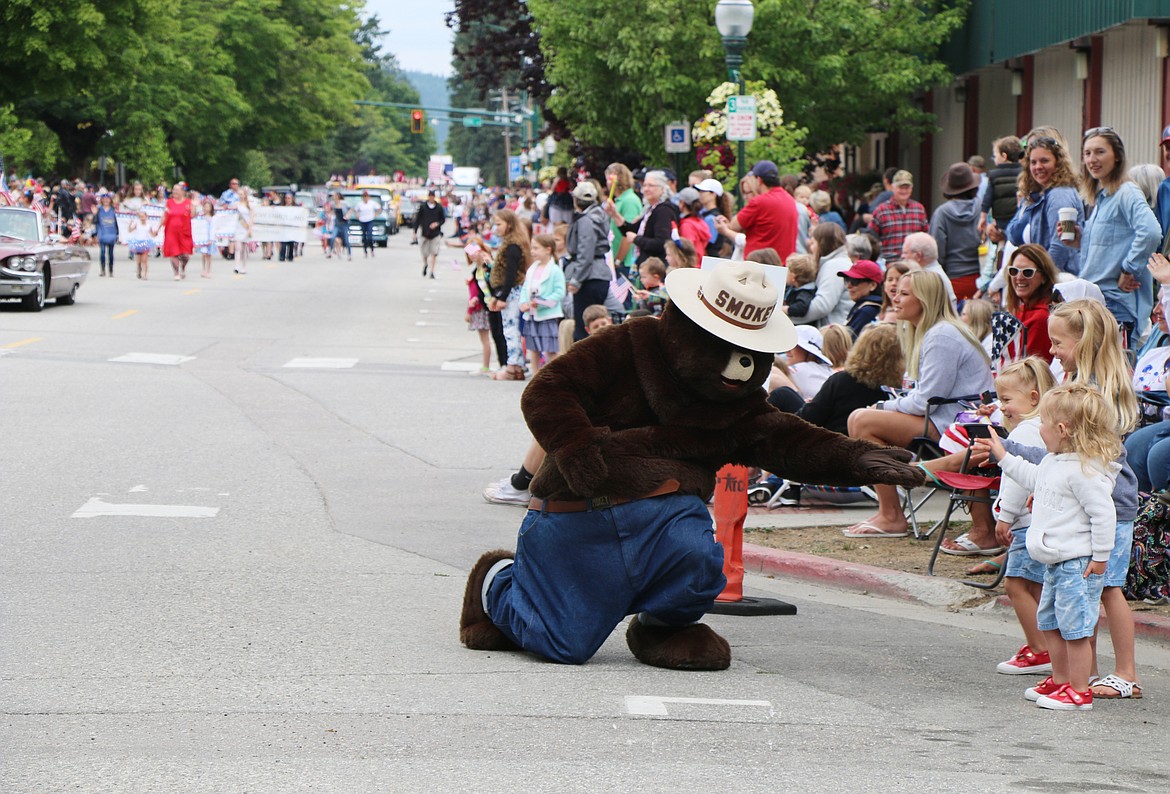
[5,255,37,272]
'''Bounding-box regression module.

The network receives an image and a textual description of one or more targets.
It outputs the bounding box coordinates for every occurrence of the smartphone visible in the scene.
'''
[963,423,1008,439]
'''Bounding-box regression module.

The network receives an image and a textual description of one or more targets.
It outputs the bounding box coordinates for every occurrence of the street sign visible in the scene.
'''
[508,156,523,181]
[726,95,757,142]
[462,116,483,128]
[664,121,691,153]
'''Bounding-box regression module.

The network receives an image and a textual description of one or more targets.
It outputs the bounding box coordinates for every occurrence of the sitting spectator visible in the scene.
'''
[632,257,668,315]
[769,325,835,399]
[665,237,698,271]
[837,259,884,337]
[1127,257,1170,492]
[811,189,846,231]
[821,323,853,370]
[960,297,996,357]
[783,253,819,320]
[845,232,876,263]
[769,323,905,434]
[798,222,853,326]
[878,260,914,322]
[901,231,957,305]
[1004,243,1060,362]
[845,270,994,537]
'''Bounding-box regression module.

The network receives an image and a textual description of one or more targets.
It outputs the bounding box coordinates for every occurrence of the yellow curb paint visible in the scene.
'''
[183,289,200,295]
[111,310,139,320]
[2,337,42,349]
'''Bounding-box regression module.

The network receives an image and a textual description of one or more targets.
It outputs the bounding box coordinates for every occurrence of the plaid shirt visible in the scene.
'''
[869,199,929,260]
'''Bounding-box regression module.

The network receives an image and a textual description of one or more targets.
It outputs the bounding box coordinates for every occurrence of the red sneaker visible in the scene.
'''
[1036,684,1093,711]
[996,644,1053,675]
[1024,676,1061,702]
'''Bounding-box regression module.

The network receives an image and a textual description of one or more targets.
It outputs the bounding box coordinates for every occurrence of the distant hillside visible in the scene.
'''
[404,71,450,153]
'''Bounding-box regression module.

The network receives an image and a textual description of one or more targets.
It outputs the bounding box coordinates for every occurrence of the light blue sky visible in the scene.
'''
[369,2,455,76]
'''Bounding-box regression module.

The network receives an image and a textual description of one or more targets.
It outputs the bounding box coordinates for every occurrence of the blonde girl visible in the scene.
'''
[197,199,216,278]
[820,324,853,370]
[234,187,254,274]
[520,233,566,374]
[960,298,996,356]
[985,385,1123,709]
[127,209,155,279]
[1017,298,1141,699]
[983,358,1058,676]
[845,270,994,537]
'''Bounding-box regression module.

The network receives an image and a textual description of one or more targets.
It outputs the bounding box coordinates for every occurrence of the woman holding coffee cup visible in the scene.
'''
[1064,127,1161,343]
[1005,129,1083,276]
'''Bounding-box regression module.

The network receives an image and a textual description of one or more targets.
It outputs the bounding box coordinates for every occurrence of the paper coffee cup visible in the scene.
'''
[1058,207,1077,240]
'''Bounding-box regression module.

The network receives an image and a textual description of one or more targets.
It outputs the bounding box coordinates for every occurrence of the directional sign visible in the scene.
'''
[726,95,757,142]
[508,156,523,181]
[462,116,483,128]
[664,121,690,153]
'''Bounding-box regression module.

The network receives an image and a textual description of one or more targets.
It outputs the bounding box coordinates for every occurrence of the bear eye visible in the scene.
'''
[739,356,752,368]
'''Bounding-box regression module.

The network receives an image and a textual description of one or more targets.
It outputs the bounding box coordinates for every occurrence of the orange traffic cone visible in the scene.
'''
[713,464,750,602]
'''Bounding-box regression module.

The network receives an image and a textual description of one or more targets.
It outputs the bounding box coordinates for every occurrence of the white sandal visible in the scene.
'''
[1092,674,1143,699]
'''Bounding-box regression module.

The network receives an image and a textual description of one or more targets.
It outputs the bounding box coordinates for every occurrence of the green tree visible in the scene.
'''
[526,0,967,161]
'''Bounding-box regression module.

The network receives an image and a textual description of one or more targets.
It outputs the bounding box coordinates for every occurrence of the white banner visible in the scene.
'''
[115,203,166,246]
[250,205,307,242]
[212,210,238,245]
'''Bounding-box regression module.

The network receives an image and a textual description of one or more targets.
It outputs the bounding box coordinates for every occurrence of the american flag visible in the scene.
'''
[68,216,81,243]
[990,311,1027,373]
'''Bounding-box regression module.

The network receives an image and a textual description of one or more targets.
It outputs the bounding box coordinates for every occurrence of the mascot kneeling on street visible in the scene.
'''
[460,260,923,669]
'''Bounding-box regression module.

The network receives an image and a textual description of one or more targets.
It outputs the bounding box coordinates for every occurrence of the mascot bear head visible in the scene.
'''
[657,261,796,404]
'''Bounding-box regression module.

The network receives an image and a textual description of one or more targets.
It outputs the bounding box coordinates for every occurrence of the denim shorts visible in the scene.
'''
[1036,557,1107,640]
[1103,521,1134,588]
[1005,526,1045,583]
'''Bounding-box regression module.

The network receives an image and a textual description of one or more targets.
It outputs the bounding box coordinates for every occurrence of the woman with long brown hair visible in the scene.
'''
[487,209,532,380]
[1005,128,1082,276]
[1003,243,1060,361]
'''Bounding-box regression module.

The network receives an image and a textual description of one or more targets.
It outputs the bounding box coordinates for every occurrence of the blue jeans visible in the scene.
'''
[1037,557,1106,640]
[1124,421,1170,492]
[99,242,115,272]
[486,493,726,664]
[359,220,374,253]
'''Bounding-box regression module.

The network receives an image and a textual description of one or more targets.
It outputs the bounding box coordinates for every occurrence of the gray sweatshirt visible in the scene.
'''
[881,322,994,434]
[564,205,613,286]
[930,197,981,279]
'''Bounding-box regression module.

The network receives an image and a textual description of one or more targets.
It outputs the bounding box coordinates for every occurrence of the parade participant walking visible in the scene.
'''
[218,178,241,258]
[197,198,217,278]
[714,160,799,260]
[161,183,195,280]
[354,190,379,259]
[95,194,118,277]
[329,191,352,261]
[234,188,254,275]
[868,170,929,262]
[279,192,299,262]
[413,191,446,278]
[127,210,155,280]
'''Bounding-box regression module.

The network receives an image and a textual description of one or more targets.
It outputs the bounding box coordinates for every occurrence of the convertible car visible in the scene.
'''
[0,206,90,311]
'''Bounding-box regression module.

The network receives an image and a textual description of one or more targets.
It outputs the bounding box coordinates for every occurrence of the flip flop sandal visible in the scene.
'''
[842,521,908,538]
[941,532,1006,557]
[966,558,1003,576]
[1092,674,1143,699]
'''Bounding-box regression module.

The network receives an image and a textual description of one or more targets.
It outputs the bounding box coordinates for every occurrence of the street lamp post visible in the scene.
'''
[715,0,754,209]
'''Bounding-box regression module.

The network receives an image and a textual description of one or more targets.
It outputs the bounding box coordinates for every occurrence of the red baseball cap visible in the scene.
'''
[838,259,883,283]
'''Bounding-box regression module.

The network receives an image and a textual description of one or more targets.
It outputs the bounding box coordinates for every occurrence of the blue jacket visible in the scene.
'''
[523,262,567,322]
[1005,185,1082,275]
[1079,182,1162,332]
[95,206,119,244]
[1155,176,1170,249]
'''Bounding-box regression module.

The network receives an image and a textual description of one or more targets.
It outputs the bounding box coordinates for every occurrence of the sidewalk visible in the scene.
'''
[737,494,1170,646]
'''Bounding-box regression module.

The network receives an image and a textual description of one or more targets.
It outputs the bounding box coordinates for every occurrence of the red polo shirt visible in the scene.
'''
[735,186,798,260]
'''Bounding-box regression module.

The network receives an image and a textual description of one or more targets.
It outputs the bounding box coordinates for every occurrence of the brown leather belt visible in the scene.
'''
[529,479,681,513]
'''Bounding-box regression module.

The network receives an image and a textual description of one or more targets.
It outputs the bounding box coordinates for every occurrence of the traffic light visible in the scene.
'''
[410,109,424,134]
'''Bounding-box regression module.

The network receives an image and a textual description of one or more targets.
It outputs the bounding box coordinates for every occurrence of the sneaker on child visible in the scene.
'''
[996,644,1053,675]
[483,477,530,506]
[1024,676,1062,702]
[1035,683,1093,711]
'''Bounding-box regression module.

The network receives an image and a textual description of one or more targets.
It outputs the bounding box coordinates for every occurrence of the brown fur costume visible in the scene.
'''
[460,300,922,669]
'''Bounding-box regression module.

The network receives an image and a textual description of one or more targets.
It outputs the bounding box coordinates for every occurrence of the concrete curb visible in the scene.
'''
[744,542,1170,645]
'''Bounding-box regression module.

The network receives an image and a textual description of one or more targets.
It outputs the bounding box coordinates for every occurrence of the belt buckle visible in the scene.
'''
[591,495,612,510]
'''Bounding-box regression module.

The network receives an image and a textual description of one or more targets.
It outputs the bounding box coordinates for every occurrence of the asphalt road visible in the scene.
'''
[4,231,1170,792]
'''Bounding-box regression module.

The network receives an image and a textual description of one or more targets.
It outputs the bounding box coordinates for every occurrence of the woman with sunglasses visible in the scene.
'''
[1004,243,1060,362]
[1065,127,1161,344]
[1005,128,1083,276]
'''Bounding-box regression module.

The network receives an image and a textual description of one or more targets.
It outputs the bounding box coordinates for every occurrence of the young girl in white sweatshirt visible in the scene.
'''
[985,384,1122,710]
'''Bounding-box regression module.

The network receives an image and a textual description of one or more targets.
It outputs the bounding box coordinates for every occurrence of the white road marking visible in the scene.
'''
[624,696,773,717]
[128,485,148,493]
[72,497,219,519]
[406,338,421,342]
[415,321,447,327]
[283,358,358,369]
[109,353,195,366]
[419,309,430,314]
[440,361,483,372]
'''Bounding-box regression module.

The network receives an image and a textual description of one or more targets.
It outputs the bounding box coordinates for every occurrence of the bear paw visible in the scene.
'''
[625,614,730,671]
[459,549,520,652]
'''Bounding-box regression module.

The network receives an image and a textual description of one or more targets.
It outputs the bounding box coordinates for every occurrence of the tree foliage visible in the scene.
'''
[526,0,967,164]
